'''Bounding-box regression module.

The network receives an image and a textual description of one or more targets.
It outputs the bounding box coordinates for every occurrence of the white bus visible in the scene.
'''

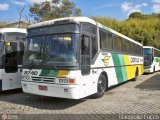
[22,17,143,99]
[143,46,160,73]
[0,28,27,91]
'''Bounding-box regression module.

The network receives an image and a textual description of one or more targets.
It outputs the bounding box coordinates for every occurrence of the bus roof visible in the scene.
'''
[29,16,142,46]
[0,28,27,34]
[29,17,97,28]
[143,46,160,51]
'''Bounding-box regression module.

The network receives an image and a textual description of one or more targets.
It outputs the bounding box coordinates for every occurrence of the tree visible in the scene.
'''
[129,12,143,19]
[17,5,25,28]
[30,0,81,22]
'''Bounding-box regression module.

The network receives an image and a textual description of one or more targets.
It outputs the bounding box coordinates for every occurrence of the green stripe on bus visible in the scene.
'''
[119,54,128,81]
[39,69,58,77]
[112,54,125,83]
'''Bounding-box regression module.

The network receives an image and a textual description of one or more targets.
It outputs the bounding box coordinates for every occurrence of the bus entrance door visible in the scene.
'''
[81,35,91,75]
[5,41,18,73]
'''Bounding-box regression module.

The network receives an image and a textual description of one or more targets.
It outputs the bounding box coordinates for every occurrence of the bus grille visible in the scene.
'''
[32,77,55,83]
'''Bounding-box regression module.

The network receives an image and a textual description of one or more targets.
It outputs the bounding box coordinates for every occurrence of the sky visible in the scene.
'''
[0,0,160,22]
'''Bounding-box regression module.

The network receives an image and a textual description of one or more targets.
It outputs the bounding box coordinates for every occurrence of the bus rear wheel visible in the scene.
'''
[93,74,107,98]
[132,69,138,81]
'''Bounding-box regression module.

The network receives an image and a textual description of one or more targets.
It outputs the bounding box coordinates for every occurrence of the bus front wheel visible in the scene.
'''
[93,74,107,98]
[153,66,155,73]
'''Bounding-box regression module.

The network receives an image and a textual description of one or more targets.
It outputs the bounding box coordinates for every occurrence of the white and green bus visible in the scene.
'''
[22,17,143,99]
[0,28,26,91]
[143,46,160,73]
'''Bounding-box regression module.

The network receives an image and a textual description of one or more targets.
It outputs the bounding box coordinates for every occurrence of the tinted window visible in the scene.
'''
[92,36,98,59]
[123,40,129,53]
[82,23,98,60]
[118,37,123,51]
[100,30,107,49]
[0,34,3,40]
[154,49,160,57]
[28,24,79,36]
[100,29,113,50]
[114,36,123,51]
[81,35,90,55]
[144,48,152,54]
[5,33,26,41]
[130,43,135,54]
[81,23,97,35]
[107,33,113,49]
[18,41,25,64]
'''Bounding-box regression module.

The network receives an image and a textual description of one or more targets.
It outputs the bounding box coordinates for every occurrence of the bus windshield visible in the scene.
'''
[23,34,79,68]
[144,48,153,66]
[5,33,26,41]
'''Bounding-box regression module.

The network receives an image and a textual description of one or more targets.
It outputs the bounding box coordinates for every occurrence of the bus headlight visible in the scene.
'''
[59,79,68,83]
[59,78,76,84]
[22,75,30,80]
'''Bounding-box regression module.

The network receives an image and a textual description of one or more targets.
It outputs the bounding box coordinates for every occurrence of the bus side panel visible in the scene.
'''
[137,64,143,75]
[154,57,160,71]
[105,67,118,87]
[112,54,134,83]
[2,69,21,91]
[124,55,134,80]
[112,54,143,82]
[91,52,119,87]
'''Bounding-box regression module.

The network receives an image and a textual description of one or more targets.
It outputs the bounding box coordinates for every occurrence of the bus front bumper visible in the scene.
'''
[21,81,86,99]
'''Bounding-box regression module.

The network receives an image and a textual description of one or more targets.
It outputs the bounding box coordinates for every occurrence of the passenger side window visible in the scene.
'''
[114,36,122,51]
[100,29,113,50]
[100,30,107,49]
[107,33,113,49]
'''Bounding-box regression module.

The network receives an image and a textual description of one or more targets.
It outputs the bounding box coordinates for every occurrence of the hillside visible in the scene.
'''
[93,12,160,49]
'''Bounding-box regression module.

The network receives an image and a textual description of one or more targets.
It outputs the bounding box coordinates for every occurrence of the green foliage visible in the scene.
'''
[0,24,10,28]
[30,0,81,22]
[93,13,160,49]
[128,12,160,20]
[129,12,143,19]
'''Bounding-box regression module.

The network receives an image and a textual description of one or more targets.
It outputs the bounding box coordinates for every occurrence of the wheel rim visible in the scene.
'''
[98,77,105,93]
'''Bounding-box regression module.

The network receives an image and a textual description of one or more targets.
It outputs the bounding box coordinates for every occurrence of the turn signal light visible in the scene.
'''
[69,79,76,84]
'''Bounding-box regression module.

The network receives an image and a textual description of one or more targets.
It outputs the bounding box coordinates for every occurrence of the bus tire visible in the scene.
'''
[153,66,155,73]
[93,74,107,98]
[132,68,138,81]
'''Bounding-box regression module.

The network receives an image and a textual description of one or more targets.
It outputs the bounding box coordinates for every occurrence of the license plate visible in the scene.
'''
[38,85,48,91]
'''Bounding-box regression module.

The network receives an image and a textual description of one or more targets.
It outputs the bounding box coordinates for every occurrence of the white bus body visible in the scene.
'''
[0,28,26,91]
[143,46,160,73]
[22,17,143,99]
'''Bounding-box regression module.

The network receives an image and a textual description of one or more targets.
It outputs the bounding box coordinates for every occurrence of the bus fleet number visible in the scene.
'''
[24,71,38,76]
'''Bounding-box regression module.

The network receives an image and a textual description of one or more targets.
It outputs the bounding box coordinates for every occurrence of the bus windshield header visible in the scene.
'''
[144,48,152,55]
[28,24,79,36]
[5,33,26,41]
